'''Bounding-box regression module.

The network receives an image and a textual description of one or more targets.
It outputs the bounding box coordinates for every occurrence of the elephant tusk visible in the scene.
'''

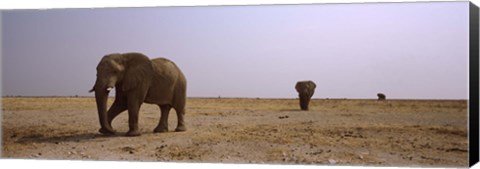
[106,87,114,91]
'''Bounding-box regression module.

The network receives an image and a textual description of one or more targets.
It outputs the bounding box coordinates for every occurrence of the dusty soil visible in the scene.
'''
[1,97,468,167]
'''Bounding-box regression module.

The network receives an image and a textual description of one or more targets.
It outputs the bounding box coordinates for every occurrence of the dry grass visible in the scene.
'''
[1,97,468,167]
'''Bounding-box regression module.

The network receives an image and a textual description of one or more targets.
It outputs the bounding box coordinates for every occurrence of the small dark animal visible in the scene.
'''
[377,93,386,100]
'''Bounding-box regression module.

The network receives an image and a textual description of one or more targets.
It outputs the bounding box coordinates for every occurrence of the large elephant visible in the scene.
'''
[89,52,187,137]
[295,80,316,111]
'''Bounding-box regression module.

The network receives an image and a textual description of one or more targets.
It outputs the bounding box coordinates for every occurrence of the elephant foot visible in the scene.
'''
[300,106,309,111]
[98,127,116,135]
[153,126,168,133]
[126,130,141,137]
[175,125,187,132]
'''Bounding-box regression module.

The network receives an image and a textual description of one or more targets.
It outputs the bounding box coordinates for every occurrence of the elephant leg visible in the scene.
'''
[154,105,171,133]
[305,96,311,110]
[299,95,308,110]
[98,100,127,135]
[174,107,186,132]
[299,95,304,110]
[125,99,142,137]
[107,99,128,126]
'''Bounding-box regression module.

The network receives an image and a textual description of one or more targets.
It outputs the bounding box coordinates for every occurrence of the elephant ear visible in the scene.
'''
[311,81,316,89]
[295,82,302,92]
[122,56,154,92]
[309,81,316,97]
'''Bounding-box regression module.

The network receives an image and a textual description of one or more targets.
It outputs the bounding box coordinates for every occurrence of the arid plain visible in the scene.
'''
[1,97,468,167]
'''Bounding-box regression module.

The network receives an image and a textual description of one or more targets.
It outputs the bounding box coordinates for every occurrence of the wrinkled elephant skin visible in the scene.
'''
[90,52,187,136]
[295,81,316,111]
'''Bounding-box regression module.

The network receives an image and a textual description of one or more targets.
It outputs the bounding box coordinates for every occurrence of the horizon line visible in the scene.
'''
[1,95,468,101]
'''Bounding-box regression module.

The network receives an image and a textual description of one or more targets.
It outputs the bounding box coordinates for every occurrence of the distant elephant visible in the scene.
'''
[295,80,316,111]
[89,52,187,136]
[377,93,386,100]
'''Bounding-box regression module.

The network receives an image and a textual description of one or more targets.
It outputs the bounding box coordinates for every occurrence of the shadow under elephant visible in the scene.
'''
[14,132,120,144]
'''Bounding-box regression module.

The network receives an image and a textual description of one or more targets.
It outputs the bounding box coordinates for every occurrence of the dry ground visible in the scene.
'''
[1,97,468,167]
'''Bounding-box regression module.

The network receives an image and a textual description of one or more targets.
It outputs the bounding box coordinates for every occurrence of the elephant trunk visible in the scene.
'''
[299,93,310,111]
[92,82,116,134]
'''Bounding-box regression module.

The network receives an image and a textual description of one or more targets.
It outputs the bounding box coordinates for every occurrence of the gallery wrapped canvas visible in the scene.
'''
[1,1,479,168]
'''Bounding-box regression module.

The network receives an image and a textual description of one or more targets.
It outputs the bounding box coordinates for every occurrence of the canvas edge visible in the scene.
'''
[469,1,480,167]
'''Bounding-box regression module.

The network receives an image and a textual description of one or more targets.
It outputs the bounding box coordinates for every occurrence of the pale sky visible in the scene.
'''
[1,2,470,99]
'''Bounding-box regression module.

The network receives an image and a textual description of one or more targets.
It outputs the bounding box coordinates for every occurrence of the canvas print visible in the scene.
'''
[1,2,473,167]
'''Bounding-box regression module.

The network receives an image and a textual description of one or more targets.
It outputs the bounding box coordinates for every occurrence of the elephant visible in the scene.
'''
[295,80,316,111]
[377,93,386,100]
[89,52,187,137]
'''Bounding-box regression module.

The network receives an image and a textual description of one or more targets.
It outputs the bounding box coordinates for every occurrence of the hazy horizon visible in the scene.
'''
[1,2,470,99]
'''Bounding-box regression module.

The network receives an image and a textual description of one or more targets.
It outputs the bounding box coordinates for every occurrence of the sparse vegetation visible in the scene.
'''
[1,97,468,167]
